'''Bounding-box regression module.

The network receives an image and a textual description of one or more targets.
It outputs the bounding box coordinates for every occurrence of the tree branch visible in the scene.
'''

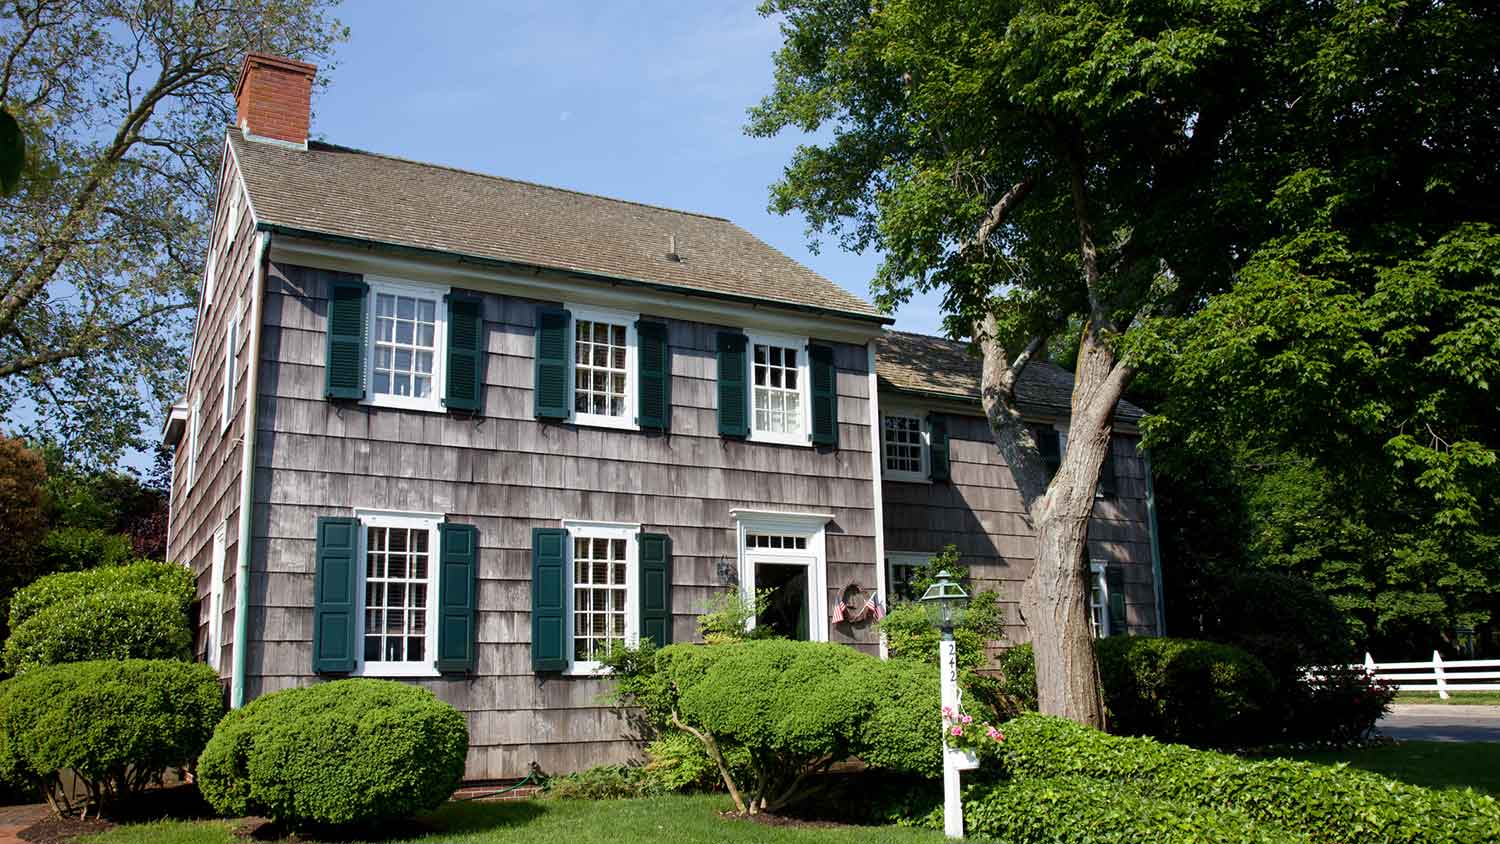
[957,174,1037,260]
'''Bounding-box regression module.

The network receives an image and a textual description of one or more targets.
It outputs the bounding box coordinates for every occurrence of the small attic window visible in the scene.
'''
[666,234,681,263]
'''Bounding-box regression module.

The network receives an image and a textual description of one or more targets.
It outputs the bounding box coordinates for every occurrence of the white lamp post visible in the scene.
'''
[920,570,971,839]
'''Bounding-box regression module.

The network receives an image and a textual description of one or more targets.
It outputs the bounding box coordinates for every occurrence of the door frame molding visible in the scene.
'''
[729,510,831,642]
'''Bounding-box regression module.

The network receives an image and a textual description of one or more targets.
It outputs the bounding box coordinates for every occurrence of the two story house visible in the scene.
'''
[163,53,1163,782]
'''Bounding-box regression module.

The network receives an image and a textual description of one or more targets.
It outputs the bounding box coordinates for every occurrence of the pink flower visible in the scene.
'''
[961,714,973,724]
[942,706,954,718]
[951,726,963,737]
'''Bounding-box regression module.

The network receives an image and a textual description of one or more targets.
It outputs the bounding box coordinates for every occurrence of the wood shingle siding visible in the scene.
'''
[244,261,879,779]
[167,151,259,689]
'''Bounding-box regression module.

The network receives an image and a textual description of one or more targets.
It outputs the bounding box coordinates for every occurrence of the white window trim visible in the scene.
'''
[361,276,450,413]
[560,519,642,676]
[746,331,812,446]
[886,550,931,603]
[225,186,242,252]
[207,523,227,670]
[732,510,830,642]
[566,303,639,431]
[220,303,240,433]
[351,508,444,678]
[186,392,202,491]
[881,406,930,483]
[1089,560,1110,639]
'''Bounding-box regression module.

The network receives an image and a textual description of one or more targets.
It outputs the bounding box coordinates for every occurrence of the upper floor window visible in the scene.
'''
[186,392,202,491]
[882,410,929,482]
[570,306,636,429]
[221,301,241,433]
[365,279,447,412]
[749,333,808,444]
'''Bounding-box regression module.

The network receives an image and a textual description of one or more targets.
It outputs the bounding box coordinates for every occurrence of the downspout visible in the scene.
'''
[231,231,271,708]
[865,341,889,658]
[1142,448,1167,636]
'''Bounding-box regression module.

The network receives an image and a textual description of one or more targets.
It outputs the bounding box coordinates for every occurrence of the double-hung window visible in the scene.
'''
[221,301,241,433]
[886,551,930,602]
[365,278,447,412]
[357,510,441,676]
[206,524,227,669]
[570,305,637,429]
[748,333,809,444]
[882,410,929,482]
[186,392,202,491]
[564,521,639,673]
[1089,562,1109,638]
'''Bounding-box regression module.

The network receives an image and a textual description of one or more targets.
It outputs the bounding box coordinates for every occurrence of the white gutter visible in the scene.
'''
[1142,448,1167,636]
[231,231,270,708]
[866,341,889,658]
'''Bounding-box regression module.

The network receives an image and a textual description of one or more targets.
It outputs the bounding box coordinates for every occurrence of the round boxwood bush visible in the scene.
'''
[0,659,224,812]
[197,679,468,829]
[999,636,1274,747]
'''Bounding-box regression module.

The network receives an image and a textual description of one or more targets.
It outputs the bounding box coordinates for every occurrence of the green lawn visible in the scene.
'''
[1395,690,1500,705]
[1282,741,1500,794]
[81,794,950,844]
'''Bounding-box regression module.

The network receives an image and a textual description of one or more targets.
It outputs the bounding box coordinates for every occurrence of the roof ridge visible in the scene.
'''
[304,139,734,223]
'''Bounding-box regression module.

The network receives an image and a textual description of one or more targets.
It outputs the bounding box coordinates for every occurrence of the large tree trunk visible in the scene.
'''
[978,316,1130,729]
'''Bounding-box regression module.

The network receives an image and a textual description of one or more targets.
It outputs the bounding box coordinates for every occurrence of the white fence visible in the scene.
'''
[1360,652,1500,699]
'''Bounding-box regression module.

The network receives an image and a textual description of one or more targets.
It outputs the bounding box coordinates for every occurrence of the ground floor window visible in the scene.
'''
[886,551,930,602]
[354,510,442,676]
[1089,562,1109,638]
[564,521,639,673]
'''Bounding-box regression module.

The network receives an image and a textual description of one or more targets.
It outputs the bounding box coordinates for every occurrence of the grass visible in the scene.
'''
[1282,741,1500,794]
[1395,690,1500,705]
[81,794,951,844]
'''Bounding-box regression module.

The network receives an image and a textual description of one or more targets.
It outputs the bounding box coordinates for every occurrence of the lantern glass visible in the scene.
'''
[919,570,970,630]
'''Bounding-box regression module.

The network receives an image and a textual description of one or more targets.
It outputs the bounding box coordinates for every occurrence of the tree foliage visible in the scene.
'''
[0,0,347,463]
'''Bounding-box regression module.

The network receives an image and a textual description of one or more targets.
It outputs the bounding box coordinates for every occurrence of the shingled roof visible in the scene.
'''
[229,132,885,322]
[876,331,1146,421]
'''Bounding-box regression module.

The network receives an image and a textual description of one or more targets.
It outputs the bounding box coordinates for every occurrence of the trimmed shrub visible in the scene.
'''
[997,714,1500,844]
[999,637,1275,747]
[1285,664,1397,743]
[4,588,192,673]
[197,679,468,829]
[612,639,940,814]
[643,732,753,794]
[962,776,1299,844]
[0,659,223,813]
[7,559,192,629]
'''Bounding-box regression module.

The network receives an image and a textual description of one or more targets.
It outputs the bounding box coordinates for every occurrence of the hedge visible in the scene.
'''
[0,660,223,812]
[997,714,1500,844]
[7,559,192,629]
[962,776,1300,844]
[1002,636,1275,746]
[197,679,468,829]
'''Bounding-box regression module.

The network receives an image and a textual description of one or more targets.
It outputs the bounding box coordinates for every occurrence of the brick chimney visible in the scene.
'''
[234,53,317,147]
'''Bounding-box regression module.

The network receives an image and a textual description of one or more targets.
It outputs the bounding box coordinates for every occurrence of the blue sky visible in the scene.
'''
[315,1,945,335]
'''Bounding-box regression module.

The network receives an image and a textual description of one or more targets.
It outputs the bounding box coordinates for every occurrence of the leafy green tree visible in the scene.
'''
[751,0,1498,721]
[0,0,347,463]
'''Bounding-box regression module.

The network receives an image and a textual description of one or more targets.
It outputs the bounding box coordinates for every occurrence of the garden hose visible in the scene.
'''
[455,763,544,801]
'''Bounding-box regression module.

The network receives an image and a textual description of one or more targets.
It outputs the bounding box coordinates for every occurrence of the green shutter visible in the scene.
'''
[1098,437,1117,498]
[639,532,673,647]
[808,343,838,447]
[716,332,748,438]
[324,279,368,400]
[929,415,950,481]
[534,307,572,419]
[313,516,359,673]
[531,527,568,671]
[1106,565,1127,636]
[443,292,485,412]
[1036,425,1062,480]
[436,523,478,673]
[636,320,671,430]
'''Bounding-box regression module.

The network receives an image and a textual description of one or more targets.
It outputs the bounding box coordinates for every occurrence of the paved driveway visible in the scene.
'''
[1378,704,1500,742]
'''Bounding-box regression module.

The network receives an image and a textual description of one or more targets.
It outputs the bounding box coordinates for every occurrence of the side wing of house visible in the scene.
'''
[874,332,1162,649]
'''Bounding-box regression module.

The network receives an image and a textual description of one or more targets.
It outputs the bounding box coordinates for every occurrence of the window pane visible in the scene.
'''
[396,296,415,320]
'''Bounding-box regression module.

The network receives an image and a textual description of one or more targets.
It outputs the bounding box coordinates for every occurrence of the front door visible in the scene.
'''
[754,559,812,640]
